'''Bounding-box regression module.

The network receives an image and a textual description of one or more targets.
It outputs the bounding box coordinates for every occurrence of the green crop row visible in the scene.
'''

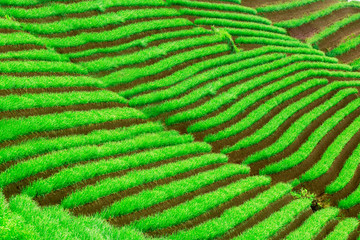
[0,107,146,143]
[124,45,332,101]
[299,110,360,183]
[61,153,229,209]
[339,185,360,209]
[351,58,360,71]
[0,60,87,74]
[326,142,360,194]
[0,75,103,89]
[166,0,255,14]
[234,198,313,240]
[135,53,283,108]
[0,131,193,188]
[0,32,44,46]
[123,46,277,100]
[257,0,321,12]
[260,95,360,175]
[275,2,360,29]
[245,88,357,165]
[0,49,69,62]
[0,0,166,19]
[81,35,224,73]
[168,183,292,240]
[224,27,294,41]
[205,79,327,143]
[0,0,70,6]
[131,175,271,232]
[235,36,311,48]
[327,33,360,57]
[183,61,351,132]
[101,44,230,87]
[0,90,126,112]
[44,18,193,48]
[2,193,150,240]
[284,208,339,240]
[16,8,181,35]
[66,27,211,60]
[179,8,271,25]
[307,12,360,45]
[142,53,284,118]
[0,122,164,165]
[23,142,211,197]
[100,164,249,218]
[222,80,357,154]
[324,218,359,240]
[195,18,287,34]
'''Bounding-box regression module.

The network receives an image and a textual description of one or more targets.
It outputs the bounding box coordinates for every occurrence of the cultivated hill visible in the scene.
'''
[1,0,360,239]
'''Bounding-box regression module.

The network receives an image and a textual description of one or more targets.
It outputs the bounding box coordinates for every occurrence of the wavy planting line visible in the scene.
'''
[244,88,358,165]
[130,175,271,232]
[179,8,271,25]
[222,82,356,154]
[275,2,360,28]
[81,34,224,73]
[260,95,360,175]
[0,122,164,165]
[195,18,287,34]
[284,208,340,240]
[0,49,69,62]
[100,164,249,218]
[61,153,229,209]
[182,61,351,130]
[17,8,181,35]
[339,185,360,209]
[327,34,360,57]
[44,18,193,48]
[166,0,256,15]
[65,27,211,60]
[0,90,126,112]
[0,32,45,47]
[0,0,166,19]
[168,183,292,240]
[205,79,328,143]
[324,218,359,240]
[23,142,212,197]
[0,131,192,188]
[224,27,295,41]
[134,53,283,108]
[0,107,146,143]
[299,110,360,183]
[100,44,230,87]
[234,198,313,240]
[235,36,311,48]
[257,0,321,13]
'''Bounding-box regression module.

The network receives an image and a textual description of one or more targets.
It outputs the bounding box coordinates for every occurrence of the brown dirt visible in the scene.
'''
[313,220,338,240]
[146,185,271,237]
[336,43,360,64]
[0,44,45,53]
[288,7,360,41]
[260,0,339,23]
[70,163,225,216]
[0,118,145,149]
[220,195,294,240]
[0,101,126,119]
[108,172,250,227]
[240,0,289,9]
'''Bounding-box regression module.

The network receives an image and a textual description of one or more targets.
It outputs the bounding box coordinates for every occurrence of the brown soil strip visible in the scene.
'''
[108,173,250,227]
[0,86,101,97]
[0,118,146,149]
[240,0,289,8]
[246,92,358,176]
[318,19,360,52]
[91,42,223,78]
[336,44,360,64]
[260,0,338,23]
[0,29,21,34]
[0,44,45,53]
[313,220,338,240]
[220,195,294,240]
[271,208,313,240]
[69,163,225,216]
[288,7,360,41]
[35,153,205,207]
[348,224,360,240]
[146,185,271,237]
[0,102,126,119]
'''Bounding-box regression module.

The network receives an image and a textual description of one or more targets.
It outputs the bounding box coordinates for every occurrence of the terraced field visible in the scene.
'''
[1,0,360,239]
